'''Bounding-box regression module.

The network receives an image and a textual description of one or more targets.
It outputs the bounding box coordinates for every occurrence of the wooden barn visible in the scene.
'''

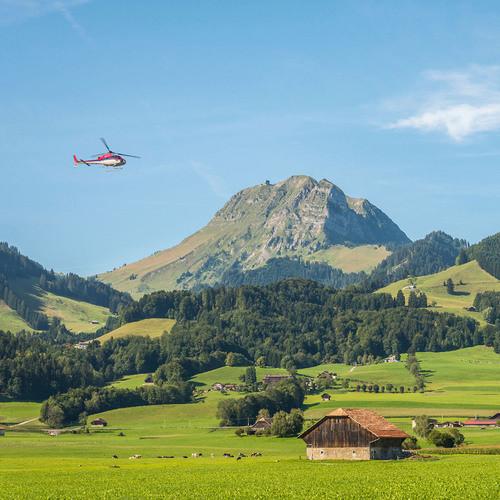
[250,416,273,432]
[299,408,409,460]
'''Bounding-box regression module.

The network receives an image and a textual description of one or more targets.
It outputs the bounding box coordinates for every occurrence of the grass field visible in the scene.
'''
[0,454,497,499]
[1,346,499,498]
[378,260,500,323]
[98,318,176,342]
[307,244,391,273]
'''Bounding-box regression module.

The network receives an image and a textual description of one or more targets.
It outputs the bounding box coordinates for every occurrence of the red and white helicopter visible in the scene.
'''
[73,138,140,169]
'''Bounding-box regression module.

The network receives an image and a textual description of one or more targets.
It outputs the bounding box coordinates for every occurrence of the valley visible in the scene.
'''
[0,346,498,498]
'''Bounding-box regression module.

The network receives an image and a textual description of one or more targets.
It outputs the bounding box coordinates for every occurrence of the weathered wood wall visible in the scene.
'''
[302,416,375,448]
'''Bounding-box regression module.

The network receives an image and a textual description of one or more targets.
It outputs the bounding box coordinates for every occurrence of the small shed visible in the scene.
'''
[300,408,409,460]
[321,393,331,401]
[91,418,108,427]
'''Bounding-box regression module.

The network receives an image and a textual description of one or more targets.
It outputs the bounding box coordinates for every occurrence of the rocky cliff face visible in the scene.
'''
[100,176,410,295]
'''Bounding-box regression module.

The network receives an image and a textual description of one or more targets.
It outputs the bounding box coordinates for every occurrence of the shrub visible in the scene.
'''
[429,429,464,448]
[402,436,420,450]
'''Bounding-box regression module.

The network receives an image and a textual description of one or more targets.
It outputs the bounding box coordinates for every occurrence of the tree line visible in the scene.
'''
[217,378,305,426]
[40,384,193,427]
[465,232,500,279]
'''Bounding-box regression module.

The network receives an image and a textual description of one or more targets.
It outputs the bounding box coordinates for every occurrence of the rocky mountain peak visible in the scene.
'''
[101,175,410,294]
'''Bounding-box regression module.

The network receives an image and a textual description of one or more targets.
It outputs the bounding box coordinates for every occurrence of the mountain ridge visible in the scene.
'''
[100,175,410,295]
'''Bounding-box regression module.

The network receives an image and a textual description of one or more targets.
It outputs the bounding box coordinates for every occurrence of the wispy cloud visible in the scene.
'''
[192,161,230,199]
[387,66,500,141]
[52,1,89,40]
[0,0,90,39]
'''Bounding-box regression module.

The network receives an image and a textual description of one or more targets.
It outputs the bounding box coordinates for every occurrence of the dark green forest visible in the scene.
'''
[366,231,467,289]
[120,279,497,368]
[465,232,500,279]
[219,257,365,289]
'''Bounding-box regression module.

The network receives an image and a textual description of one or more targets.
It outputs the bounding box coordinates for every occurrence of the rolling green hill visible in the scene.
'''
[5,276,111,333]
[98,318,176,343]
[378,260,500,322]
[0,242,131,333]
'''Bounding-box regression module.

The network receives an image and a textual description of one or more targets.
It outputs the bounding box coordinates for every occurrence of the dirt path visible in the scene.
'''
[349,366,356,373]
[12,417,39,427]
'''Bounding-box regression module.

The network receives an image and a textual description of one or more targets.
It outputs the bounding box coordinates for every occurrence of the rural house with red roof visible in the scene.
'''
[299,408,409,460]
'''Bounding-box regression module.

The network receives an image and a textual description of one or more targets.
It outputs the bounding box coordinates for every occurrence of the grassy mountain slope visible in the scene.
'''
[378,260,500,322]
[98,318,176,343]
[0,242,131,333]
[6,276,110,333]
[0,300,32,332]
[100,175,409,296]
[306,244,391,273]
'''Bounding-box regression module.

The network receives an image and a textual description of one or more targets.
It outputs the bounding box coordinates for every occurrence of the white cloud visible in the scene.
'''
[388,66,500,141]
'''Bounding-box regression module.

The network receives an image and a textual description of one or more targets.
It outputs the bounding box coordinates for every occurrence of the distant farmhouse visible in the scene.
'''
[90,418,107,427]
[300,408,408,460]
[383,355,399,363]
[462,418,498,428]
[250,417,273,432]
[211,383,239,392]
[434,421,462,429]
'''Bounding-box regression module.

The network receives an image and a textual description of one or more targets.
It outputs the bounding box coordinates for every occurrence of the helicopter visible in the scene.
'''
[73,138,140,169]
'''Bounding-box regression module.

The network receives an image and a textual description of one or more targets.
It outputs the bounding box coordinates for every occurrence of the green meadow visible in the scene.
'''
[0,346,499,498]
[379,260,500,323]
[98,318,176,342]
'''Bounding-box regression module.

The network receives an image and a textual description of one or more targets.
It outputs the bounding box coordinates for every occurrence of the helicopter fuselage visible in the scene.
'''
[73,138,139,168]
[74,153,126,168]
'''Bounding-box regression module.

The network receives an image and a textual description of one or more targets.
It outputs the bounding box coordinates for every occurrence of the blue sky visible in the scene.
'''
[1,1,499,275]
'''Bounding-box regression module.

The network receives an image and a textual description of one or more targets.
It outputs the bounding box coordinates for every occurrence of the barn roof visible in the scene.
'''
[300,408,409,439]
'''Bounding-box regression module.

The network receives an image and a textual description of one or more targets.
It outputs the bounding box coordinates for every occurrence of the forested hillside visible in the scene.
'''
[464,232,500,279]
[0,242,132,330]
[366,231,466,289]
[3,278,497,401]
[118,279,497,369]
[220,257,365,288]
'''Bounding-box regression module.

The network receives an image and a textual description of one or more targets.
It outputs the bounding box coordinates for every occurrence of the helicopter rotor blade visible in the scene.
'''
[116,153,141,158]
[100,137,111,152]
